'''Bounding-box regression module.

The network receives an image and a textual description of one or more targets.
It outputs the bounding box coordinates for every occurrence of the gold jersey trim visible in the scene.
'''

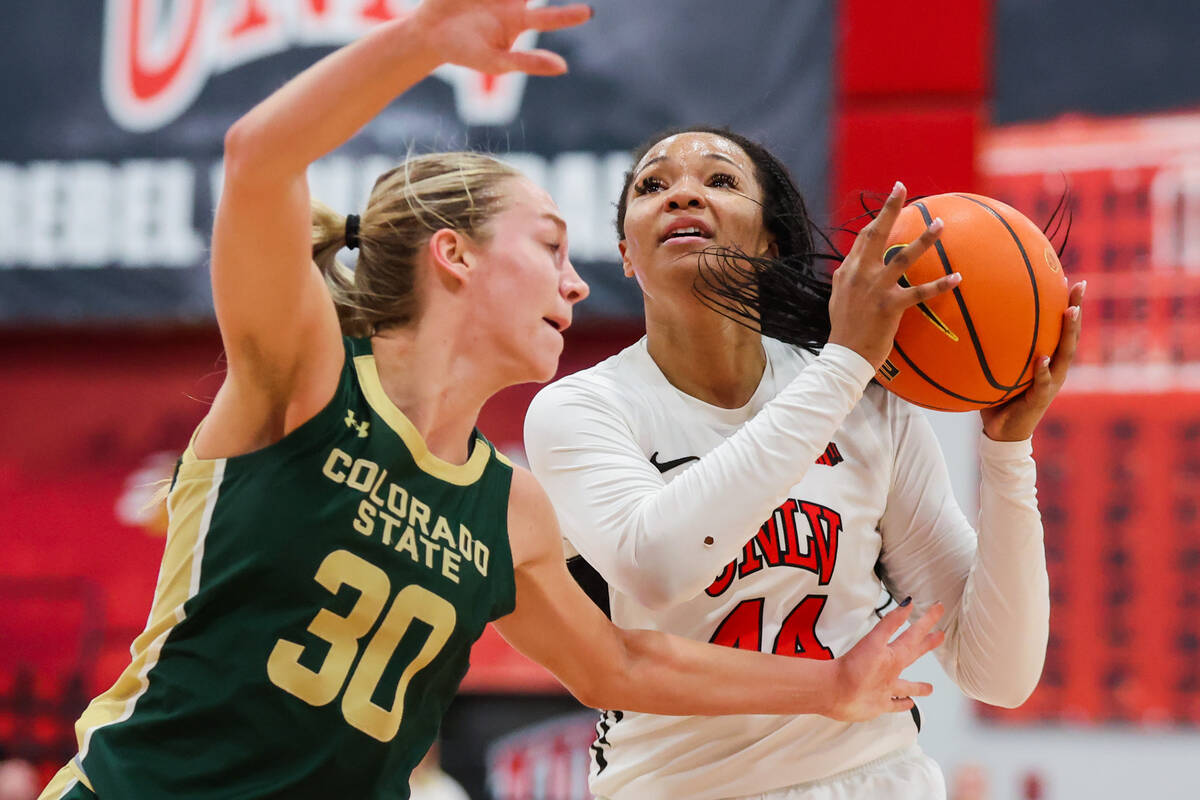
[37,765,79,799]
[64,455,225,791]
[353,354,492,486]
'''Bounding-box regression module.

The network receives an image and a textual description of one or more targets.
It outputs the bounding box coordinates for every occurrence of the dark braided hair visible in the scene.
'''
[616,126,838,354]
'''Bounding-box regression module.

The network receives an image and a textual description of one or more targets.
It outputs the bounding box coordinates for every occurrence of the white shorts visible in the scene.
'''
[727,745,946,800]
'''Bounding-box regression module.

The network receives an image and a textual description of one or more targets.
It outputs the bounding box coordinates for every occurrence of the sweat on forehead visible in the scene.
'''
[634,132,751,174]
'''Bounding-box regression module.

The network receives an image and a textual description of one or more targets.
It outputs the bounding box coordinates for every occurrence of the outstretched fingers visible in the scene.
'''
[869,599,915,642]
[524,2,593,32]
[892,602,944,646]
[852,182,908,260]
[893,679,934,699]
[1048,279,1085,384]
[889,601,945,668]
[898,270,961,308]
[884,216,944,275]
[500,48,569,75]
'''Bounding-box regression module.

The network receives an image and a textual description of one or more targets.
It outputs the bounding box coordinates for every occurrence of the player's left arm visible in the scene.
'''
[493,467,945,720]
[876,405,1048,709]
[877,282,1083,708]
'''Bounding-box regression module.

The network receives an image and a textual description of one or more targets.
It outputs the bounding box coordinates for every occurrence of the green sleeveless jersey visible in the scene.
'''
[60,338,517,799]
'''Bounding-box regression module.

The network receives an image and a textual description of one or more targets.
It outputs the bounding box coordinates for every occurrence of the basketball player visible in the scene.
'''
[38,9,951,800]
[525,128,1087,799]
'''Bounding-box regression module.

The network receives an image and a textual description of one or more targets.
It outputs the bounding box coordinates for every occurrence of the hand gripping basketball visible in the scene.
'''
[979,279,1086,441]
[827,182,962,370]
[826,601,945,723]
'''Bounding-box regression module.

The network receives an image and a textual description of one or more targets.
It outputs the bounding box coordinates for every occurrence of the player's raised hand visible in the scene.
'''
[826,600,945,723]
[981,279,1086,441]
[828,182,961,369]
[415,0,593,76]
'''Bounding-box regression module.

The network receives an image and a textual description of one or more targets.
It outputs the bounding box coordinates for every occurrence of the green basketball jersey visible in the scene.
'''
[55,337,517,799]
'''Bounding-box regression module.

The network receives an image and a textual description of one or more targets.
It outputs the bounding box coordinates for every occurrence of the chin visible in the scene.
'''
[530,340,564,383]
[504,348,561,387]
[530,353,561,384]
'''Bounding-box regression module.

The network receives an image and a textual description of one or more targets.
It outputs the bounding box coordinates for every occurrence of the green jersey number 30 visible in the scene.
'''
[267,549,456,742]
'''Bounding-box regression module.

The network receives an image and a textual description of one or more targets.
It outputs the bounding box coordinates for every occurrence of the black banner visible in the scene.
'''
[0,1,832,323]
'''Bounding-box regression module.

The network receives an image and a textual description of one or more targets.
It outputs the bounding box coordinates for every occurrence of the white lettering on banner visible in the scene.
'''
[101,0,547,132]
[1,152,630,270]
[301,152,632,262]
[0,160,203,269]
[498,152,633,262]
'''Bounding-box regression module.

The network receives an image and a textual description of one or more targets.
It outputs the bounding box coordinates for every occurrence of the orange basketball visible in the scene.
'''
[875,193,1070,411]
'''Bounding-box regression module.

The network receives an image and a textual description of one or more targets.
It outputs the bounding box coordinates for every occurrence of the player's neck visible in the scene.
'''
[644,307,766,409]
[369,328,490,466]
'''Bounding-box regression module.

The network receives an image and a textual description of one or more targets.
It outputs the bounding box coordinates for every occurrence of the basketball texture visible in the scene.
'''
[876,193,1070,411]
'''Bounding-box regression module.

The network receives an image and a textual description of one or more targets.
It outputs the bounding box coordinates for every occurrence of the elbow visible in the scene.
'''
[222,120,255,181]
[963,662,1044,709]
[612,540,710,611]
[222,118,279,186]
[976,680,1038,710]
[571,674,620,711]
[565,648,633,711]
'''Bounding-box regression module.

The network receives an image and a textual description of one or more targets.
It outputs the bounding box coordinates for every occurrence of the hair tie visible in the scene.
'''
[344,214,361,250]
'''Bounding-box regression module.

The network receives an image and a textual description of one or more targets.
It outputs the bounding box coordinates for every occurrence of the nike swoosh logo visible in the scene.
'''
[649,451,700,473]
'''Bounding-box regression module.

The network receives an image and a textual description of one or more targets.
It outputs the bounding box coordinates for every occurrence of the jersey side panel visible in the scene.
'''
[70,454,224,792]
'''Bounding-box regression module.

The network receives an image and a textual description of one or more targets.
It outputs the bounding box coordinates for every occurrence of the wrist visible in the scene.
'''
[403,8,454,68]
[981,423,1034,443]
[810,657,845,719]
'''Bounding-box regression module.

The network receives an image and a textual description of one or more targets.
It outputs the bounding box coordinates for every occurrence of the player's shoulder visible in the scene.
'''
[529,338,652,417]
[504,464,563,567]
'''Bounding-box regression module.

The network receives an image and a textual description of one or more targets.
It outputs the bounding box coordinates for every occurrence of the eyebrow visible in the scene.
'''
[635,152,745,176]
[541,212,567,232]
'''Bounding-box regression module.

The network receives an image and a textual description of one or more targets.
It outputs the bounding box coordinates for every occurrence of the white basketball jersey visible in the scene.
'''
[525,336,1047,800]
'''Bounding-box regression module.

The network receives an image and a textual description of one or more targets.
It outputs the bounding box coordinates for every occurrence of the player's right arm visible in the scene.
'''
[524,185,959,609]
[493,467,945,721]
[199,1,591,458]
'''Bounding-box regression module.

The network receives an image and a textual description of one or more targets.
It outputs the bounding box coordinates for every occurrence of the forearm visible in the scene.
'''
[528,345,875,609]
[942,435,1049,707]
[591,627,838,716]
[224,14,440,180]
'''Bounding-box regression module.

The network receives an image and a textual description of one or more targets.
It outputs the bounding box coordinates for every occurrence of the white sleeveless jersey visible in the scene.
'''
[524,337,1048,800]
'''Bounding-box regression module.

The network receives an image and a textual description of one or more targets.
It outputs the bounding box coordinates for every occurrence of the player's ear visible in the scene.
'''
[619,240,634,278]
[428,228,473,288]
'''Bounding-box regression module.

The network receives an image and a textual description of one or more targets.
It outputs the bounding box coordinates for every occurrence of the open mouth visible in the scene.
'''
[543,317,566,332]
[660,219,714,244]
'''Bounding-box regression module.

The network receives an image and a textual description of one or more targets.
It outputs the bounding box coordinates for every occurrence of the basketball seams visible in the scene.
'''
[913,201,1024,394]
[954,194,1042,393]
[893,340,1009,407]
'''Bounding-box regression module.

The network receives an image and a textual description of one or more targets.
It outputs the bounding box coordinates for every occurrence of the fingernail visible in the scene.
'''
[1069,306,1080,321]
[899,596,912,607]
[892,181,905,197]
[1080,279,1088,297]
[1042,356,1051,368]
[930,217,944,233]
[948,272,962,285]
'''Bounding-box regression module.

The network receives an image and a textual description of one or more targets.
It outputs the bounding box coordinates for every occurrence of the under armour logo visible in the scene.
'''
[344,410,370,438]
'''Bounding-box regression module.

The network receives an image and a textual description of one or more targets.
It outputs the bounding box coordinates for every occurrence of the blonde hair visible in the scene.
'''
[312,152,523,336]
